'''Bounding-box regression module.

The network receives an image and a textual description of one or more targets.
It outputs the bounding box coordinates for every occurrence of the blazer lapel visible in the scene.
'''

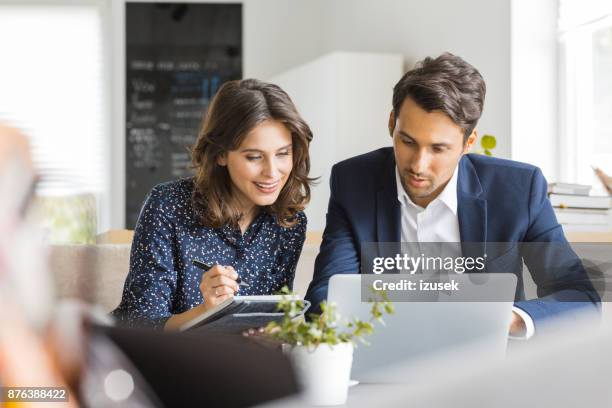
[376,153,401,245]
[457,156,488,263]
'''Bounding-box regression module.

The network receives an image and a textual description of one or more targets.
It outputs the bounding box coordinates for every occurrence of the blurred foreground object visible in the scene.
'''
[0,124,77,406]
[0,123,54,328]
[260,310,609,408]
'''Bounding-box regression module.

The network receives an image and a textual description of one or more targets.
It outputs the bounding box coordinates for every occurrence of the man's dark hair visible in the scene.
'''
[392,52,486,141]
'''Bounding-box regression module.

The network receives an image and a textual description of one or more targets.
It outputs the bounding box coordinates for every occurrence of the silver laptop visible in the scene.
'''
[328,273,517,383]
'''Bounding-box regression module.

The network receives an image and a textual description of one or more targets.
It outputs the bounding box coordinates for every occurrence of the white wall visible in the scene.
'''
[243,0,328,79]
[511,0,558,181]
[325,0,513,159]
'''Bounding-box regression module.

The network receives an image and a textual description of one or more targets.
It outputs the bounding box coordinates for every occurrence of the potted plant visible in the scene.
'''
[264,287,394,406]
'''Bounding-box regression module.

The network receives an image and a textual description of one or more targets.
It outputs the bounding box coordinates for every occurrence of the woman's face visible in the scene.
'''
[218,119,293,213]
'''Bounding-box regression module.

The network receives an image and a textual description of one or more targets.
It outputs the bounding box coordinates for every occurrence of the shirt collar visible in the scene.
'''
[395,164,459,215]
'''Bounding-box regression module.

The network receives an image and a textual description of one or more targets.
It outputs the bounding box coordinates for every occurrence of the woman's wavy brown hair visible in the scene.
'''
[191,79,315,228]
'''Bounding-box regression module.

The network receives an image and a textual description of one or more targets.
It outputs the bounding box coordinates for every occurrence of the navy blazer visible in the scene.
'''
[305,147,600,329]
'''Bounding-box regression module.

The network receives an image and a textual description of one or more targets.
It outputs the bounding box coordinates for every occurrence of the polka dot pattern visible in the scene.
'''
[112,178,306,328]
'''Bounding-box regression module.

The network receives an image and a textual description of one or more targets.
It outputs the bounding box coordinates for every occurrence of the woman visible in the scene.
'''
[113,79,314,329]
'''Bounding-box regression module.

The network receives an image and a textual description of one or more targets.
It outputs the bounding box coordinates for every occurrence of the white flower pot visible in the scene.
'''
[285,342,354,406]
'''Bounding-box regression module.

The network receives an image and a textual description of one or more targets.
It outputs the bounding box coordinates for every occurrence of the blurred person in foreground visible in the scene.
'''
[0,124,78,406]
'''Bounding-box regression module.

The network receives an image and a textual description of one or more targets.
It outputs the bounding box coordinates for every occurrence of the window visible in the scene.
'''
[0,3,109,242]
[558,0,612,188]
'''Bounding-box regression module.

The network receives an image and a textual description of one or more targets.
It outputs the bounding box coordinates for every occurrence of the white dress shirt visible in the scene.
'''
[395,165,535,339]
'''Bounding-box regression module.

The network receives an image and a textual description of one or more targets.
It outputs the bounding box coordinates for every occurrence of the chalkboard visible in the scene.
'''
[125,2,242,228]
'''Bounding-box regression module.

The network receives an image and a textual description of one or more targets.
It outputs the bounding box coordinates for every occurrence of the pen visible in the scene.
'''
[192,259,250,288]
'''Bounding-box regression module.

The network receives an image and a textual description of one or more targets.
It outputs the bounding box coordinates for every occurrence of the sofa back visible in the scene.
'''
[49,243,318,312]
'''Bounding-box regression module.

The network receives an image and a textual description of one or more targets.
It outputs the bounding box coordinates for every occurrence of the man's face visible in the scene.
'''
[390,97,476,208]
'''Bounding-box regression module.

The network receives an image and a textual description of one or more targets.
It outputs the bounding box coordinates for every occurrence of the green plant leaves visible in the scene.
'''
[265,286,394,348]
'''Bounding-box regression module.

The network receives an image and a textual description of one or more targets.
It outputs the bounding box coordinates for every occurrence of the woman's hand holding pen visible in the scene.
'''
[165,260,250,330]
[164,264,239,330]
[200,265,240,310]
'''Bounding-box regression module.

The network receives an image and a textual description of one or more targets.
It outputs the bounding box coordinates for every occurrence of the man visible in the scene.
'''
[305,53,600,337]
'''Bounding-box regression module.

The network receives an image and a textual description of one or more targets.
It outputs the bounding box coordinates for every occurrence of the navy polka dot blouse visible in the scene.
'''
[112,178,307,328]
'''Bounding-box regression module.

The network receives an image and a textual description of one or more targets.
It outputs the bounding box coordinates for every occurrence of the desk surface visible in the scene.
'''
[259,383,410,408]
[258,340,510,408]
[258,315,612,408]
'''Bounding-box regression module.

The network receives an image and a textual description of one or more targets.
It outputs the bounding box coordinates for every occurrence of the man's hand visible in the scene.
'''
[509,311,527,337]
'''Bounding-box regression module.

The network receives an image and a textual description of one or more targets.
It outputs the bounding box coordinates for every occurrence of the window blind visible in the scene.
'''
[0,4,107,197]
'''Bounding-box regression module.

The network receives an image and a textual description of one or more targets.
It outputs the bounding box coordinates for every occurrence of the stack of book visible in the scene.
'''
[548,183,612,231]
